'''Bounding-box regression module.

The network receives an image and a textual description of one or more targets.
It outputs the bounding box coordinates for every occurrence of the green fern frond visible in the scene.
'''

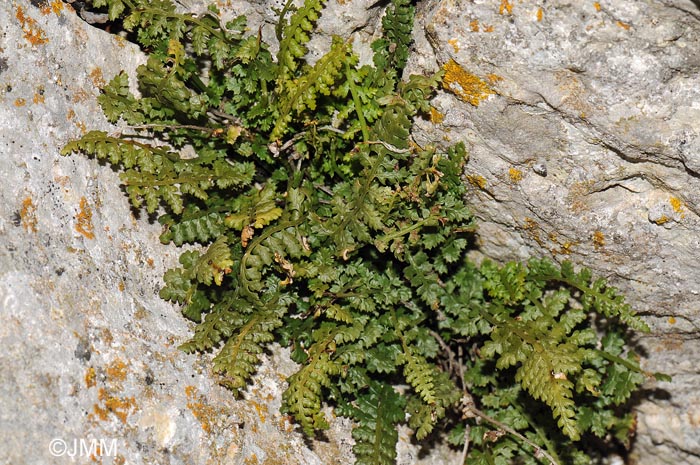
[276,0,326,75]
[282,323,344,435]
[349,381,405,465]
[213,304,284,394]
[66,1,663,462]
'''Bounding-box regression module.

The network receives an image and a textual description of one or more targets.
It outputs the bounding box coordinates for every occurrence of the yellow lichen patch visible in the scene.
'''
[429,107,444,124]
[536,7,543,22]
[522,217,545,247]
[85,367,97,388]
[33,88,45,104]
[593,2,601,12]
[252,400,268,423]
[616,20,631,30]
[106,359,128,383]
[448,38,459,53]
[40,0,65,15]
[670,196,685,217]
[483,24,495,32]
[244,453,260,465]
[547,232,577,255]
[486,74,503,85]
[16,6,49,46]
[592,230,605,250]
[75,197,96,239]
[467,174,487,189]
[89,67,106,88]
[668,316,676,325]
[20,196,38,232]
[94,387,137,423]
[66,108,87,133]
[442,60,494,106]
[185,385,221,434]
[654,215,669,225]
[14,98,26,107]
[499,0,513,15]
[470,19,480,32]
[508,167,523,183]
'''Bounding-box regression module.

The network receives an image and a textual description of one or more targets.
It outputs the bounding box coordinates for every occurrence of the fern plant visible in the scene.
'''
[63,1,668,463]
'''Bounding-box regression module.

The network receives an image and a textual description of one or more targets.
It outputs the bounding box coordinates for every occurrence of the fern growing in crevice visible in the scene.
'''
[64,1,668,464]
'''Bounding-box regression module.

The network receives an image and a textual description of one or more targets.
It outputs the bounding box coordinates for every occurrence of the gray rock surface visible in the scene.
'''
[0,2,355,464]
[1,0,699,464]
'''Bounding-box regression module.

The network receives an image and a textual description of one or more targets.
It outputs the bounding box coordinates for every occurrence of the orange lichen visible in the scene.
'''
[76,197,96,239]
[593,2,601,11]
[536,7,543,22]
[20,196,38,232]
[616,20,631,30]
[40,0,65,15]
[470,19,479,32]
[442,60,493,106]
[89,67,106,88]
[670,196,685,217]
[486,73,503,85]
[592,230,605,250]
[252,400,268,423]
[448,38,459,53]
[16,6,49,46]
[185,385,220,433]
[429,107,444,124]
[14,98,26,107]
[85,367,97,388]
[33,89,45,104]
[653,215,669,225]
[244,453,260,465]
[94,388,137,423]
[499,0,513,15]
[508,167,523,183]
[467,174,487,189]
[668,316,676,325]
[106,359,128,383]
[522,217,544,247]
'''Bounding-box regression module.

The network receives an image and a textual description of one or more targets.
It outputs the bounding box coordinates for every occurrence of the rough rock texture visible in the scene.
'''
[0,2,357,464]
[1,0,699,464]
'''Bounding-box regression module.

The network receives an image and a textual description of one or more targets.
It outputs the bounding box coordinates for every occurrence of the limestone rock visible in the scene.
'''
[0,2,353,464]
[2,0,699,464]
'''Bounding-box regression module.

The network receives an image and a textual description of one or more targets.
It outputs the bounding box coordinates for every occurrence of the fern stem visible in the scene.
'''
[345,64,370,142]
[275,0,297,42]
[511,401,563,465]
[468,407,560,465]
[592,348,648,377]
[377,216,437,245]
